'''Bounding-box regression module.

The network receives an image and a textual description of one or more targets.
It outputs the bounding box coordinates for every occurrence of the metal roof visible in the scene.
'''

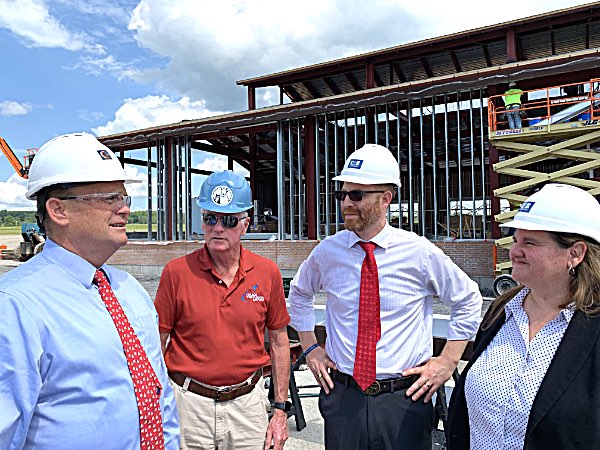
[237,2,600,103]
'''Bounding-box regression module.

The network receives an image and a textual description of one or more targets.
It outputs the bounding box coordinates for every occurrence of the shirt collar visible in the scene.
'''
[40,239,104,288]
[346,223,393,250]
[505,286,574,324]
[197,244,254,276]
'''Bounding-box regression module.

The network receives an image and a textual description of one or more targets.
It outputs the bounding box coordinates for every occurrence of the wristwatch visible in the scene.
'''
[272,401,290,412]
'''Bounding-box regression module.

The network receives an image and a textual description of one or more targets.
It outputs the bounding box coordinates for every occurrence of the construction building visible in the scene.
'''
[100,3,600,287]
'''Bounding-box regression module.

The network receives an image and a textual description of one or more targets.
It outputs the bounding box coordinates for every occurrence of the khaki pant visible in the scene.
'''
[170,378,269,450]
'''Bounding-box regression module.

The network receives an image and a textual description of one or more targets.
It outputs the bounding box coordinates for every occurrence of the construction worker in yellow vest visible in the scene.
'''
[503,81,524,129]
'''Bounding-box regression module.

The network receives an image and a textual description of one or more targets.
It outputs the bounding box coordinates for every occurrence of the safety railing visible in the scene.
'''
[488,79,600,132]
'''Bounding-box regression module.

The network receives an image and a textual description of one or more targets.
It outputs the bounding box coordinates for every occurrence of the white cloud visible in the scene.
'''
[69,54,139,79]
[0,0,102,52]
[0,101,33,116]
[0,174,34,210]
[93,95,227,136]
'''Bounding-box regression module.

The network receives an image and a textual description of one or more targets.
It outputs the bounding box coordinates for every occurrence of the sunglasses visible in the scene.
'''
[56,192,132,208]
[202,213,247,228]
[333,190,386,202]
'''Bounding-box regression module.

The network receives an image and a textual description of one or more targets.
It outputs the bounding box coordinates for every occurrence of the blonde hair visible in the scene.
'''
[483,232,600,329]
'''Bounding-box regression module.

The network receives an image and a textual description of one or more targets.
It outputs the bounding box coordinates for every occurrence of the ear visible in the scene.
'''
[381,190,393,208]
[240,216,250,237]
[569,241,588,269]
[45,198,71,228]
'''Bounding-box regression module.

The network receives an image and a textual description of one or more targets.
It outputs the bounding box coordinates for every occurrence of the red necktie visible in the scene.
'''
[94,269,165,450]
[353,242,381,391]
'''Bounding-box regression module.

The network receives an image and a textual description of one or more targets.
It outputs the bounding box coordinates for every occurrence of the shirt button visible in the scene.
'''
[219,280,223,284]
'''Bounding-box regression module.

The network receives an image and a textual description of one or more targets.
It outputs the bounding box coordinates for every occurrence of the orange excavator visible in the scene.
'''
[1,136,45,260]
[0,135,37,178]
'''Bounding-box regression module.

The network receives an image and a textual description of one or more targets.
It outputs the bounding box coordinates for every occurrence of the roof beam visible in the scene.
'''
[420,57,434,78]
[323,76,342,95]
[283,84,303,102]
[366,59,375,89]
[302,80,321,99]
[450,51,463,72]
[481,44,492,67]
[550,29,556,55]
[392,63,407,83]
[374,69,385,87]
[345,72,363,91]
[192,140,251,162]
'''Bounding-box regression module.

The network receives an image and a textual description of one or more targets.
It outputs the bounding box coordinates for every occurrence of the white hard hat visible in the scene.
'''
[501,184,600,243]
[26,132,141,199]
[332,144,401,186]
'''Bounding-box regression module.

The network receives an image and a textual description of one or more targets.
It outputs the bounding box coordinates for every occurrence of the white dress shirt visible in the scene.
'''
[288,224,482,378]
[465,287,573,450]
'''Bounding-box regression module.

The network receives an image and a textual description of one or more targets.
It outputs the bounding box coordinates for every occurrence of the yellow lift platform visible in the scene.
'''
[488,79,600,294]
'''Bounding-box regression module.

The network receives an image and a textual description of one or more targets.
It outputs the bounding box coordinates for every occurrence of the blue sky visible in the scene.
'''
[0,0,583,210]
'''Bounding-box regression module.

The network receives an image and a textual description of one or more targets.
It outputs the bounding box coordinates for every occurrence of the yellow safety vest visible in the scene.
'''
[503,89,523,106]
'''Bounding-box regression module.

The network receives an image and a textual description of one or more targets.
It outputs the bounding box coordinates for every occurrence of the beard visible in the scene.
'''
[342,200,383,232]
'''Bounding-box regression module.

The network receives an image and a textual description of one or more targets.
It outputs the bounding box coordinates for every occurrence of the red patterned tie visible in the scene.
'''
[353,242,381,391]
[93,269,165,450]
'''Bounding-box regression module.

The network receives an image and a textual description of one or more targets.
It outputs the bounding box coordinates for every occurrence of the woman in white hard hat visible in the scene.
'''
[447,183,600,450]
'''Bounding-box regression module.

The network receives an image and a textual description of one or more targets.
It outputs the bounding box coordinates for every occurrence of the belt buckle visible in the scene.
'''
[362,380,381,396]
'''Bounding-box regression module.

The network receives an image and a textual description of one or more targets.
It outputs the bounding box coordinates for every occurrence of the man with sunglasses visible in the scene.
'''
[0,133,180,449]
[289,144,482,450]
[155,170,291,450]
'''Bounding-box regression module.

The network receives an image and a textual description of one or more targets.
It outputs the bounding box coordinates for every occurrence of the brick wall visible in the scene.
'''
[109,239,509,278]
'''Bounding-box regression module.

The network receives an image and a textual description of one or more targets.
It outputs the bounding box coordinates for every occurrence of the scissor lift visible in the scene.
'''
[488,79,600,293]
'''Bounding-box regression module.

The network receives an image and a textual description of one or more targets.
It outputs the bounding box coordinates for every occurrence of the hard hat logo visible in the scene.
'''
[348,159,363,169]
[97,150,112,160]
[211,186,234,206]
[519,201,535,213]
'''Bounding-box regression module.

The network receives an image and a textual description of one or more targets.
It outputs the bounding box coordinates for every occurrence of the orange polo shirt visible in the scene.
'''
[155,245,290,386]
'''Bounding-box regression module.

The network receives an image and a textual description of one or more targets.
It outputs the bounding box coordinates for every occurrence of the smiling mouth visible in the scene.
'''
[110,223,126,228]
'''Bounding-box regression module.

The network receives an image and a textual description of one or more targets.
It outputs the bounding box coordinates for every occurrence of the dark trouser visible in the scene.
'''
[318,376,434,450]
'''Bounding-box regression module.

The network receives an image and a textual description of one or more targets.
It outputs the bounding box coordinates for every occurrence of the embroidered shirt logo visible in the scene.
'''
[241,284,265,302]
[348,159,363,169]
[519,201,535,213]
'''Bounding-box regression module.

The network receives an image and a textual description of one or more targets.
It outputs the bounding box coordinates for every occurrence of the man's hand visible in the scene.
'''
[402,339,467,402]
[264,409,289,450]
[306,347,337,394]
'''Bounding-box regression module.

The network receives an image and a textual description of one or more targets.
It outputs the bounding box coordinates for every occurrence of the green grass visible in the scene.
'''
[0,226,21,235]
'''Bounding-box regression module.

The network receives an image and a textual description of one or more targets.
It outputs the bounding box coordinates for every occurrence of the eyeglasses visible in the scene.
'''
[202,213,247,228]
[56,192,132,208]
[333,190,386,202]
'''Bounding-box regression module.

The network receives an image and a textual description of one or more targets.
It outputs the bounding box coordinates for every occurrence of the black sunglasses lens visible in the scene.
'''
[222,216,239,228]
[203,214,218,226]
[334,191,364,201]
[348,191,363,201]
[203,214,240,228]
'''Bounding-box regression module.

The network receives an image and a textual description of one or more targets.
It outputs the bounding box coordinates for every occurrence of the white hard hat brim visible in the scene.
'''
[501,218,600,244]
[332,173,401,187]
[26,174,141,200]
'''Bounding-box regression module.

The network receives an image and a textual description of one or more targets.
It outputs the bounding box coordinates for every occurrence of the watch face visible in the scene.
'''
[211,186,234,206]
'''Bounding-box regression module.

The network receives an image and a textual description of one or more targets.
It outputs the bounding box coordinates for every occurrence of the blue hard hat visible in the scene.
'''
[197,170,253,213]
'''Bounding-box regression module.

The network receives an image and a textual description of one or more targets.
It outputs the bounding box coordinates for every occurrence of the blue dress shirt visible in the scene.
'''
[0,240,179,449]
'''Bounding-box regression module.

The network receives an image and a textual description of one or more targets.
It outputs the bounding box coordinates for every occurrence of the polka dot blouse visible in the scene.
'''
[464,287,573,450]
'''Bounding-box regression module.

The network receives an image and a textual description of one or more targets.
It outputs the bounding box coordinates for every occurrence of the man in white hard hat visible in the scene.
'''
[155,170,290,450]
[0,133,179,449]
[288,144,482,450]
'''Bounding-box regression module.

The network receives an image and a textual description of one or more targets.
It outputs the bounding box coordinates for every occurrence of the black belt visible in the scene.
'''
[506,103,521,108]
[169,369,261,402]
[331,369,419,396]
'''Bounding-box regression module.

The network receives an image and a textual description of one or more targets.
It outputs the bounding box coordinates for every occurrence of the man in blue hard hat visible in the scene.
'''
[155,170,291,450]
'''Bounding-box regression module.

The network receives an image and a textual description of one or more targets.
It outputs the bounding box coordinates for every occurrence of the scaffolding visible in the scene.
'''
[489,78,600,272]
